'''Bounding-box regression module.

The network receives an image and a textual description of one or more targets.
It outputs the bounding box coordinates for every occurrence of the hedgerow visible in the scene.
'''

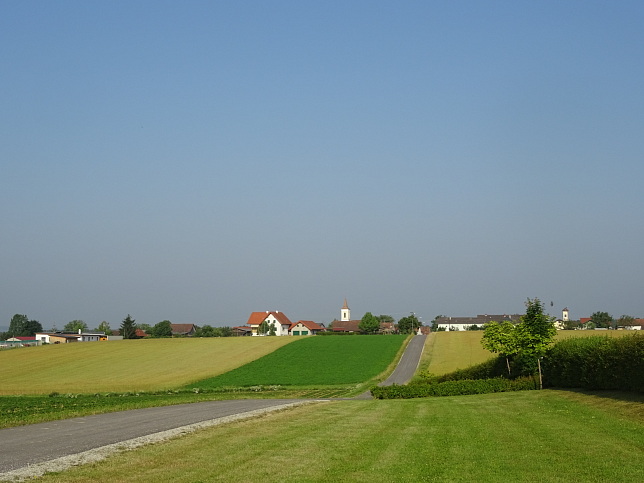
[542,333,644,392]
[370,377,538,399]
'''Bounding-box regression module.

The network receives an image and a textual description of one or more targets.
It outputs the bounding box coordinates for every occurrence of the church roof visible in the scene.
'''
[342,298,349,309]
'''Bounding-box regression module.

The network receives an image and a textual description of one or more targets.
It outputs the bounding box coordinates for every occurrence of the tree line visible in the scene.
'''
[1,314,235,340]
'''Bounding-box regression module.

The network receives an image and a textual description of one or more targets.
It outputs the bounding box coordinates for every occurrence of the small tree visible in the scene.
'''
[268,323,277,336]
[64,320,88,333]
[150,320,173,337]
[397,314,421,334]
[257,320,269,336]
[120,315,137,339]
[96,321,112,335]
[617,315,636,329]
[519,298,556,389]
[481,321,520,375]
[590,311,613,329]
[359,312,380,334]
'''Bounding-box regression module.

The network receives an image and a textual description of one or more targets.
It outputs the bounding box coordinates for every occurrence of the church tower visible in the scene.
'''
[341,298,350,322]
[562,307,569,322]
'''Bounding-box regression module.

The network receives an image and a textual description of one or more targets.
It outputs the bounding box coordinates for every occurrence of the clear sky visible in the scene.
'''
[2,1,643,330]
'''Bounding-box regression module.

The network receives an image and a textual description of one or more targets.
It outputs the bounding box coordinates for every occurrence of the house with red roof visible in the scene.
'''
[289,320,324,336]
[246,311,294,336]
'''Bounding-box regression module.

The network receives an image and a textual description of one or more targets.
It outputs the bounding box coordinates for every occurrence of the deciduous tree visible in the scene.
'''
[617,315,636,329]
[590,311,613,329]
[150,320,173,337]
[64,320,88,333]
[397,314,421,334]
[257,320,269,336]
[519,298,557,388]
[8,314,42,337]
[359,312,380,334]
[481,321,520,375]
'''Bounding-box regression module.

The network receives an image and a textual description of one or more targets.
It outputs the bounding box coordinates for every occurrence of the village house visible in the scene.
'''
[34,330,105,344]
[289,320,324,336]
[246,311,294,336]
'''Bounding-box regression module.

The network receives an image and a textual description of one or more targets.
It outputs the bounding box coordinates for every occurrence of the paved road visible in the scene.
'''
[380,334,427,386]
[0,399,313,478]
[355,334,427,398]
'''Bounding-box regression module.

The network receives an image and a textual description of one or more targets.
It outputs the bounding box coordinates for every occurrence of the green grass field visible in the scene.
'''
[0,337,295,395]
[38,390,644,482]
[420,330,632,375]
[190,335,408,388]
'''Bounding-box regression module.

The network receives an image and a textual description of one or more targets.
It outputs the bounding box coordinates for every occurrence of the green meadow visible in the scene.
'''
[189,334,408,388]
[38,391,644,482]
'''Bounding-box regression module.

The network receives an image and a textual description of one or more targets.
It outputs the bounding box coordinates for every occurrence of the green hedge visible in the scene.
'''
[543,333,644,392]
[370,377,538,399]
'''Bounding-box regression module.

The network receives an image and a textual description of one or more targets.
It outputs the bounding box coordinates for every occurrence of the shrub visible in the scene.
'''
[371,377,538,399]
[543,333,644,392]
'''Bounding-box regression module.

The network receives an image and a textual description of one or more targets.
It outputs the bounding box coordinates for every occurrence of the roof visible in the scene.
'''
[342,298,349,309]
[15,336,36,341]
[170,324,196,335]
[246,311,293,327]
[291,320,324,331]
[332,319,361,332]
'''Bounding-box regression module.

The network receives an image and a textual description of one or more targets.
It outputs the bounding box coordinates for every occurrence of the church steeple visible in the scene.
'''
[341,298,350,322]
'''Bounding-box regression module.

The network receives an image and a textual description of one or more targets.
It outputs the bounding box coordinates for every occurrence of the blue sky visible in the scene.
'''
[2,1,643,329]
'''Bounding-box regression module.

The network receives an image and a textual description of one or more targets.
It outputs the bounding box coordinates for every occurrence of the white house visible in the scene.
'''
[246,311,293,336]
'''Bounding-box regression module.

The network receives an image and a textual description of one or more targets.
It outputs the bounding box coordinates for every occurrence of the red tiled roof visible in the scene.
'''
[290,320,324,332]
[15,336,36,341]
[246,311,293,327]
[332,320,361,332]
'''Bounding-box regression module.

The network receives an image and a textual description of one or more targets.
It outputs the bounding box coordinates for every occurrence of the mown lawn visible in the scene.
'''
[190,335,408,388]
[0,337,295,395]
[38,390,644,482]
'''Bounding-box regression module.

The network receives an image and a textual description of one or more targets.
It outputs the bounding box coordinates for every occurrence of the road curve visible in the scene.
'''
[0,398,317,480]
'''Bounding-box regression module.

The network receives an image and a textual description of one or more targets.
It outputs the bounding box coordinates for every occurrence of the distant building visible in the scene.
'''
[435,314,523,331]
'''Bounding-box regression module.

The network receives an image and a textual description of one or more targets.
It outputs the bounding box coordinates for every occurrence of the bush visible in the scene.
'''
[371,377,538,399]
[543,333,644,392]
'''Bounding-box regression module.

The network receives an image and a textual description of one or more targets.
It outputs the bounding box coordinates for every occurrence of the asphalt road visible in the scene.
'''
[0,398,312,477]
[0,334,428,479]
[380,334,427,386]
[354,333,427,398]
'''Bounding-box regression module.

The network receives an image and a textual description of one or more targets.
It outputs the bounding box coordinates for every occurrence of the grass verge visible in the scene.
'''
[37,390,644,482]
